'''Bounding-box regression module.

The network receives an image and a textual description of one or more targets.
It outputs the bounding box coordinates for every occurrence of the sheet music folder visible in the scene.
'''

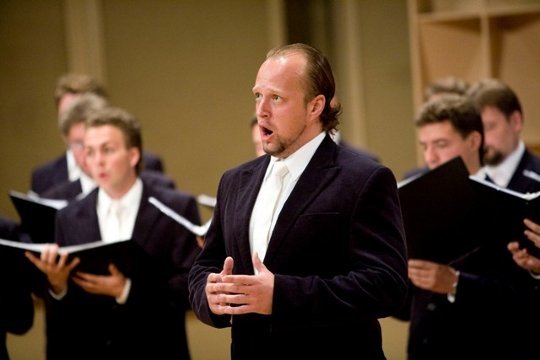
[9,190,67,243]
[398,157,486,264]
[469,177,540,258]
[0,238,143,276]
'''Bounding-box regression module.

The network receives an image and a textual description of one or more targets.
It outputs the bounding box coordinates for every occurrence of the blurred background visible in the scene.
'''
[3,0,539,359]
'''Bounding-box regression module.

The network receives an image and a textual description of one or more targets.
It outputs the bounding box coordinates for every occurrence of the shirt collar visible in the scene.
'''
[79,172,97,196]
[66,149,82,181]
[268,131,326,183]
[97,178,143,214]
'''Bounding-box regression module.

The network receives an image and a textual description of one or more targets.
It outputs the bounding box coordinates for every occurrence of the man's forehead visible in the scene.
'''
[254,56,305,91]
[85,125,122,141]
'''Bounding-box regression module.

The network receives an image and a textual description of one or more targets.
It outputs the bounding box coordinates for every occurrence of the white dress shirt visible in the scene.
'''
[249,131,326,256]
[97,179,142,243]
[51,179,142,303]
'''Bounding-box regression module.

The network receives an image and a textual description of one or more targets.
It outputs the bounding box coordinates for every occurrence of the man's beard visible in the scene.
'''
[483,148,505,166]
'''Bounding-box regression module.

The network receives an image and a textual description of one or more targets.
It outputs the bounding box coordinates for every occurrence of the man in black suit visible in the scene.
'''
[30,73,164,195]
[40,93,175,202]
[189,43,408,359]
[401,76,470,180]
[468,78,540,193]
[26,106,200,360]
[0,216,34,360]
[399,93,538,359]
[469,79,540,321]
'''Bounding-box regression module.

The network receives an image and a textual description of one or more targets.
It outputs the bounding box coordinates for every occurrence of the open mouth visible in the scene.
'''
[261,126,273,138]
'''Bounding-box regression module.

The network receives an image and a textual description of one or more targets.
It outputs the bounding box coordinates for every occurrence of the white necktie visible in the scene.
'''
[104,201,123,242]
[251,161,289,261]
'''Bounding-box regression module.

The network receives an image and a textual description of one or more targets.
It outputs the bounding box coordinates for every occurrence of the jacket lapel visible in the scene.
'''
[234,156,271,273]
[71,190,101,244]
[264,135,340,264]
[132,183,161,247]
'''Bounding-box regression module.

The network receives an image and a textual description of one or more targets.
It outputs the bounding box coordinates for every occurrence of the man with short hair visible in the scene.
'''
[189,43,408,359]
[400,93,537,359]
[30,73,165,195]
[27,106,200,360]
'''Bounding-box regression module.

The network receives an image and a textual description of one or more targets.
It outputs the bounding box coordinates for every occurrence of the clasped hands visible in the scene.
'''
[25,243,127,298]
[206,253,274,315]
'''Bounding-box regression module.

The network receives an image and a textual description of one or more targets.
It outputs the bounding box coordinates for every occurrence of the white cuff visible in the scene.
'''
[49,286,68,300]
[447,271,460,303]
[115,278,132,304]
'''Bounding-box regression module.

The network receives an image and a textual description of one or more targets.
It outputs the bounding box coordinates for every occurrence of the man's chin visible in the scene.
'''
[483,152,504,166]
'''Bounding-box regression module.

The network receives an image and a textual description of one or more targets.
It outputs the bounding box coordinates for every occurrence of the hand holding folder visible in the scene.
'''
[0,238,142,276]
[399,156,540,263]
[469,176,540,258]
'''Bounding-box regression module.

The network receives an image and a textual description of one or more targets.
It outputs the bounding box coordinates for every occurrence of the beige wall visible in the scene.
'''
[0,0,416,218]
[0,0,68,219]
[1,0,414,359]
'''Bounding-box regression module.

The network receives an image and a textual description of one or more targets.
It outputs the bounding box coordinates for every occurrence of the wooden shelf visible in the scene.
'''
[408,0,540,159]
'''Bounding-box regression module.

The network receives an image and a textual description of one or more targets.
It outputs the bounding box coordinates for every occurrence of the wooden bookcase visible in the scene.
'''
[408,0,540,156]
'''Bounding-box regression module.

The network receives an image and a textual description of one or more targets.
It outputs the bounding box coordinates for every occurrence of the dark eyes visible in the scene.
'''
[254,93,281,101]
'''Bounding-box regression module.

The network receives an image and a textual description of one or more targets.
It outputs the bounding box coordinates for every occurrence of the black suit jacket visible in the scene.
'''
[507,149,540,193]
[140,150,164,173]
[0,217,34,360]
[31,150,165,195]
[401,149,540,360]
[44,181,200,360]
[189,135,408,360]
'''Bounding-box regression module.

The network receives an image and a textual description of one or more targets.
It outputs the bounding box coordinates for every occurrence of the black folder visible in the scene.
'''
[398,157,485,264]
[469,177,540,258]
[9,191,67,243]
[0,238,144,276]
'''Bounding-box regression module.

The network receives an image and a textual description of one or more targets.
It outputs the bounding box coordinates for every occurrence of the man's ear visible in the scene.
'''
[509,110,524,132]
[129,148,141,168]
[469,131,483,152]
[308,94,325,118]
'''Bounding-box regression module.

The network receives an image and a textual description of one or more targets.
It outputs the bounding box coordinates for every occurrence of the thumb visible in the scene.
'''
[252,252,267,274]
[221,256,234,276]
[108,263,120,275]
